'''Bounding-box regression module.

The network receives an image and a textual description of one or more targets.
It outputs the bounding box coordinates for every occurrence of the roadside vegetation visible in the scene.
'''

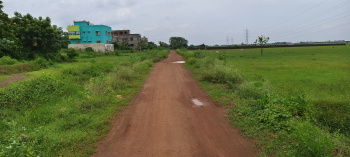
[178,45,350,156]
[0,50,168,156]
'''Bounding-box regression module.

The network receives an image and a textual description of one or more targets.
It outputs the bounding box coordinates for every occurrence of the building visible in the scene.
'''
[112,30,148,49]
[67,20,114,52]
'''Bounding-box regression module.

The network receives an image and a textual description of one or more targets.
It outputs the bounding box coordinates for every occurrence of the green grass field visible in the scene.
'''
[224,45,350,103]
[178,45,350,156]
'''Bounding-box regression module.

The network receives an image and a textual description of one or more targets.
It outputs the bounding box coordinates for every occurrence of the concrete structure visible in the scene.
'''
[68,43,114,52]
[112,30,148,49]
[67,20,113,52]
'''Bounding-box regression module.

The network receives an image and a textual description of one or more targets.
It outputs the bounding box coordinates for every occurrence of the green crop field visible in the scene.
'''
[224,45,350,104]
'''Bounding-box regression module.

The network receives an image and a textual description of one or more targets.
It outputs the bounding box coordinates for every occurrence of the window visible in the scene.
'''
[96,31,100,36]
[68,31,81,35]
[106,40,108,44]
[105,31,108,36]
[88,41,91,43]
[130,37,133,41]
[88,31,90,33]
[97,40,101,43]
[83,31,85,34]
[108,32,111,36]
[84,41,86,43]
[75,41,80,44]
[131,44,134,47]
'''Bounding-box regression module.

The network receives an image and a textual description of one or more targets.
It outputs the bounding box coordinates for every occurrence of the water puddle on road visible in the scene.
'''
[172,61,185,64]
[192,99,204,106]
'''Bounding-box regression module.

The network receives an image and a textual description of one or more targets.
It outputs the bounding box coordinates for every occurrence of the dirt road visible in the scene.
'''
[0,74,28,88]
[93,51,256,157]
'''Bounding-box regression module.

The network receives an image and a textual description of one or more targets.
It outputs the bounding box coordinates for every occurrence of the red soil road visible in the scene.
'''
[0,74,29,88]
[93,51,257,157]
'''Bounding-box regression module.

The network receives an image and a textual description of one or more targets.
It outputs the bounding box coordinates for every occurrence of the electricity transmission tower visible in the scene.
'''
[245,28,249,44]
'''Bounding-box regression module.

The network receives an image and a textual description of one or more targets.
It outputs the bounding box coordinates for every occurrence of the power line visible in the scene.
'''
[267,0,350,35]
[274,12,350,37]
[274,21,350,41]
[245,28,249,44]
[264,0,330,31]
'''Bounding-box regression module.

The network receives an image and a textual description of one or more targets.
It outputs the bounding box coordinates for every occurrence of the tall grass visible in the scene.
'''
[0,50,168,156]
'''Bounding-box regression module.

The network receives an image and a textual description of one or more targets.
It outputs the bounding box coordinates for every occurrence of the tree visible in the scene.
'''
[113,42,131,50]
[0,1,62,60]
[11,12,61,59]
[254,35,270,56]
[137,39,147,51]
[146,42,157,50]
[158,41,169,49]
[0,0,18,58]
[169,37,188,49]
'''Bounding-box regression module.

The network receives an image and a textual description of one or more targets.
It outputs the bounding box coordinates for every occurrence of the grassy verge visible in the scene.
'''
[177,46,350,157]
[0,50,168,156]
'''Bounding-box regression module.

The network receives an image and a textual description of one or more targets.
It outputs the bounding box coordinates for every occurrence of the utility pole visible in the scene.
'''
[245,28,249,45]
[226,36,229,45]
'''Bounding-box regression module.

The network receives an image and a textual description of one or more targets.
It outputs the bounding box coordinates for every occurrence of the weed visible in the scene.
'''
[0,56,18,65]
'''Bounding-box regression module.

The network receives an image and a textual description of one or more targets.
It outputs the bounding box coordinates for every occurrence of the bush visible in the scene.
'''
[187,57,197,65]
[201,63,244,86]
[85,47,94,52]
[0,56,18,65]
[236,81,265,100]
[29,57,52,70]
[284,120,335,157]
[66,48,79,59]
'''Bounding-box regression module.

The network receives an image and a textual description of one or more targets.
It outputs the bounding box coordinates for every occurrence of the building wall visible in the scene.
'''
[68,43,114,52]
[112,30,143,49]
[68,21,112,44]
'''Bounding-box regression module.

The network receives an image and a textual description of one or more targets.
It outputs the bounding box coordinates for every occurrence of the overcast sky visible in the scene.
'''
[2,0,350,45]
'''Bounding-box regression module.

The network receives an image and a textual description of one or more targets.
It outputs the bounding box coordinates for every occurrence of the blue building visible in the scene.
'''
[67,20,112,44]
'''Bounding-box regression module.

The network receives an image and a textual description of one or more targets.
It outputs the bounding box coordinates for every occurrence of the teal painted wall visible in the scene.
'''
[69,21,112,44]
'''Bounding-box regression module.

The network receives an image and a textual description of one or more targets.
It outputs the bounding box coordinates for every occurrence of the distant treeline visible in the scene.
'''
[188,43,347,50]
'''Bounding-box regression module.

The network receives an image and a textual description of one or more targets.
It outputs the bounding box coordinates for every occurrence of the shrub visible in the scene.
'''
[0,56,18,65]
[236,81,265,100]
[85,47,94,52]
[66,48,79,59]
[187,57,197,65]
[201,63,244,86]
[29,57,51,70]
[284,120,335,157]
